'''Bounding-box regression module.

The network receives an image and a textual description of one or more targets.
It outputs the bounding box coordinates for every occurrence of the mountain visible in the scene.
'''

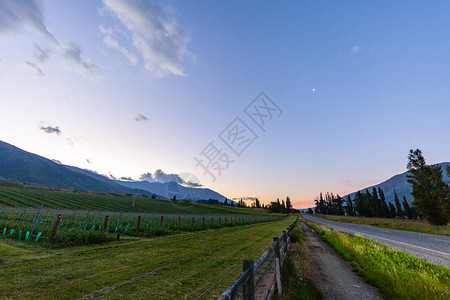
[115,180,231,203]
[0,140,151,196]
[343,162,450,204]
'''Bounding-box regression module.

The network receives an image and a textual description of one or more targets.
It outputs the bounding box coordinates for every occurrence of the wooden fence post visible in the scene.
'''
[136,216,141,233]
[49,214,62,242]
[273,237,282,296]
[202,217,205,228]
[83,208,90,230]
[192,216,195,226]
[178,216,181,230]
[160,216,164,228]
[219,217,221,224]
[242,259,255,300]
[103,215,109,232]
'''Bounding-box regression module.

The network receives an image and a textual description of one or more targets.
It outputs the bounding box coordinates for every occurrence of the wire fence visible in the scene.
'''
[0,205,280,244]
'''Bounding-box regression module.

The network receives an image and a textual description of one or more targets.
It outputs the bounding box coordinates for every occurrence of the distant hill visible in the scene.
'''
[0,140,151,196]
[114,180,232,204]
[0,140,229,202]
[343,162,450,204]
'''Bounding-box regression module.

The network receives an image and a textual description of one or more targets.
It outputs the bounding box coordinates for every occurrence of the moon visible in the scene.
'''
[312,88,316,92]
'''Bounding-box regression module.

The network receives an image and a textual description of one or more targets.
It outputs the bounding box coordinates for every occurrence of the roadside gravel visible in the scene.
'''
[301,222,383,300]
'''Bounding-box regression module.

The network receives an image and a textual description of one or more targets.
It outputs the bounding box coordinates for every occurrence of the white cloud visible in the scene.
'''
[62,42,101,78]
[34,43,50,63]
[135,113,148,122]
[0,0,101,79]
[0,0,56,42]
[101,0,190,78]
[100,25,138,65]
[351,45,363,55]
[24,61,44,77]
[39,124,61,135]
[139,169,202,187]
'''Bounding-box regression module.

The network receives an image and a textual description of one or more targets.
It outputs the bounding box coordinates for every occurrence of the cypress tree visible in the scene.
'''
[389,202,397,218]
[402,196,413,220]
[345,195,354,216]
[407,149,449,225]
[378,187,388,218]
[394,190,403,218]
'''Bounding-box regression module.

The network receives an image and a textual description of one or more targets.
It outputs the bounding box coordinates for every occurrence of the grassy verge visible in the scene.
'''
[0,216,296,299]
[276,225,323,300]
[306,220,449,299]
[311,214,449,236]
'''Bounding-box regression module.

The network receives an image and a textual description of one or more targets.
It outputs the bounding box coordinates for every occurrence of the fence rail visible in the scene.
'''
[218,216,298,300]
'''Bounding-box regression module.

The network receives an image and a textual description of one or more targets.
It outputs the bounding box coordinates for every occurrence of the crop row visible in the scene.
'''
[0,183,255,215]
[0,206,281,247]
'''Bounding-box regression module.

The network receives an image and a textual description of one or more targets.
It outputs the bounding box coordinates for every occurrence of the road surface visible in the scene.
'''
[302,214,450,268]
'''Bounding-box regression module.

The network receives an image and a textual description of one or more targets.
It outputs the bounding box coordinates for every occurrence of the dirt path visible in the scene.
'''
[301,222,383,300]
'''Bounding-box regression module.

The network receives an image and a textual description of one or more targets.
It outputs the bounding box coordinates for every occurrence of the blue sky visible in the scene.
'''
[0,0,449,208]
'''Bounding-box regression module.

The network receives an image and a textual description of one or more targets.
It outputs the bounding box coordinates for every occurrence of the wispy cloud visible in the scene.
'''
[0,0,56,41]
[101,0,190,78]
[24,61,44,77]
[135,113,148,122]
[232,197,258,201]
[63,42,101,78]
[0,0,100,79]
[100,25,138,65]
[34,43,50,63]
[39,124,61,135]
[350,45,363,55]
[0,58,2,76]
[335,178,382,195]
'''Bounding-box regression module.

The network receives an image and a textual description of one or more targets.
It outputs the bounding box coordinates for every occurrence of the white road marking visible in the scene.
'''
[328,225,450,257]
[304,216,450,257]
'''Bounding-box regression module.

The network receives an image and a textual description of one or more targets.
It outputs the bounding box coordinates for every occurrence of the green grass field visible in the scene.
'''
[312,214,449,236]
[307,220,450,299]
[0,216,296,299]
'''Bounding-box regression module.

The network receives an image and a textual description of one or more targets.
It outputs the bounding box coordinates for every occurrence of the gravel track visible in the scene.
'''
[302,222,382,300]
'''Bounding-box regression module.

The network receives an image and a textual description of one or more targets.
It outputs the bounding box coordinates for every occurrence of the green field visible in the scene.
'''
[312,214,449,236]
[0,182,273,216]
[0,216,296,299]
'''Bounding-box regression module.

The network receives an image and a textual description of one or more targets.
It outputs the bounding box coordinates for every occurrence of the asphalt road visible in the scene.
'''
[302,214,450,268]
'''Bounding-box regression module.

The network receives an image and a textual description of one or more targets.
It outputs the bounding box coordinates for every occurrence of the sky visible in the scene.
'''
[0,0,449,208]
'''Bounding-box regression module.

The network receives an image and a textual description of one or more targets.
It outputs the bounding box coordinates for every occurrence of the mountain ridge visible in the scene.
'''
[343,162,450,204]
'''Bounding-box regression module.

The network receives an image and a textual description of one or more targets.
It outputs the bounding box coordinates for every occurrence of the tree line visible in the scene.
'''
[312,188,418,220]
[267,197,293,213]
[311,149,449,225]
